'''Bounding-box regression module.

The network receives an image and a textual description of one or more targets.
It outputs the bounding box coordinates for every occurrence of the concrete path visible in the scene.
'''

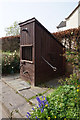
[1,74,60,118]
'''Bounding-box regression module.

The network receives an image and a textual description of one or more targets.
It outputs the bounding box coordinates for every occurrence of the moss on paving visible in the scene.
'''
[16,87,53,106]
[28,88,51,100]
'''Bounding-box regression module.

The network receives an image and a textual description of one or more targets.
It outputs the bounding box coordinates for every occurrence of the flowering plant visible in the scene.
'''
[25,31,80,119]
[26,85,80,119]
[26,96,49,119]
[2,50,20,74]
[59,73,80,87]
[47,85,80,119]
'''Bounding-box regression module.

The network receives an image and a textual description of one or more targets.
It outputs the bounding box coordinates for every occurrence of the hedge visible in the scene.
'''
[1,35,20,52]
[53,27,80,49]
[1,27,80,52]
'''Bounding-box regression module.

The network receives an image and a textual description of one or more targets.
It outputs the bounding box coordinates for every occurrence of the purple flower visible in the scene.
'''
[27,112,31,116]
[26,115,29,118]
[44,97,47,101]
[32,108,34,111]
[38,103,42,108]
[36,116,39,120]
[36,97,41,103]
[36,96,49,115]
[42,101,45,106]
[42,96,44,98]
[41,108,44,113]
[46,101,49,106]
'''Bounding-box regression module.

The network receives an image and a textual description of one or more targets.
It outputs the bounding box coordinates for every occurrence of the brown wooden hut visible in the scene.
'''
[19,18,65,86]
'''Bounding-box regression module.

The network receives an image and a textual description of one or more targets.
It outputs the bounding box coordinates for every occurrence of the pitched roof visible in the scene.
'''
[57,21,66,29]
[65,2,80,20]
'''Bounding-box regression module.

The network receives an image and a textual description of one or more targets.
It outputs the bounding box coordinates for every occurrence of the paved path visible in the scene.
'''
[1,74,61,118]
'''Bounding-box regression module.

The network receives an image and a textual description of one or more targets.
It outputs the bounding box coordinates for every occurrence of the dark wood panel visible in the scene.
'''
[20,62,35,85]
[35,21,65,85]
[19,18,65,86]
[20,22,34,45]
[20,21,35,85]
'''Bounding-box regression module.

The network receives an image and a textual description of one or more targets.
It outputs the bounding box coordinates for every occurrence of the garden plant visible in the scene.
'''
[26,85,80,119]
[2,50,20,74]
[2,29,80,119]
[26,32,80,119]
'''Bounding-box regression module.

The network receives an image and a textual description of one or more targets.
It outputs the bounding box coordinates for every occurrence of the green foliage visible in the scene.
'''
[5,21,20,36]
[64,31,80,73]
[47,85,80,119]
[53,27,80,50]
[59,73,79,87]
[2,50,20,74]
[27,85,80,119]
[26,30,80,120]
[65,49,80,72]
[28,96,49,119]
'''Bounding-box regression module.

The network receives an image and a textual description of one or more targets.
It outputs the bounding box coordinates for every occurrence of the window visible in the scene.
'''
[22,46,32,61]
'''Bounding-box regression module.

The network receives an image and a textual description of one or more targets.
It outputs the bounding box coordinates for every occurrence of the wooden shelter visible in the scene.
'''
[19,18,65,86]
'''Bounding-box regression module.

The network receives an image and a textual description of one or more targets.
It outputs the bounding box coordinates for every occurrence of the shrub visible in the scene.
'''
[25,30,80,119]
[26,96,49,119]
[53,27,80,50]
[26,85,80,119]
[47,85,80,119]
[2,35,20,52]
[2,50,20,74]
[59,73,79,87]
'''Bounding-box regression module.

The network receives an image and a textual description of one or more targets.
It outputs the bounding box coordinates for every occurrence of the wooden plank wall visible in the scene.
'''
[20,22,35,85]
[35,21,65,85]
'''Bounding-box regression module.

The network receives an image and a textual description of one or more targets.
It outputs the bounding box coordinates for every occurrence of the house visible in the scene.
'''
[57,1,80,31]
[19,18,65,86]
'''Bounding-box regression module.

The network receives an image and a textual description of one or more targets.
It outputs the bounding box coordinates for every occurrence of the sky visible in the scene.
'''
[0,0,79,38]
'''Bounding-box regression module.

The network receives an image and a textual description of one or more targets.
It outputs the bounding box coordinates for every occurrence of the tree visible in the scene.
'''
[5,21,20,36]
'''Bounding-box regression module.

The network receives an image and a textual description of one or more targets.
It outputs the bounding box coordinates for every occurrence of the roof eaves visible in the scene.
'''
[65,4,80,20]
[19,17,36,27]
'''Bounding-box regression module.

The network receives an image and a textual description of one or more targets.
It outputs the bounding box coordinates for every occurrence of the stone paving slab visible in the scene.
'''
[2,74,20,81]
[13,112,22,118]
[2,78,31,91]
[2,82,32,118]
[2,82,12,94]
[2,102,11,118]
[19,89,36,99]
[0,81,2,103]
[19,87,48,100]
[2,80,52,118]
[18,102,32,117]
[30,98,38,106]
[2,107,9,118]
[30,89,54,106]
[2,78,50,118]
[30,87,48,95]
[1,74,61,118]
[0,102,2,119]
